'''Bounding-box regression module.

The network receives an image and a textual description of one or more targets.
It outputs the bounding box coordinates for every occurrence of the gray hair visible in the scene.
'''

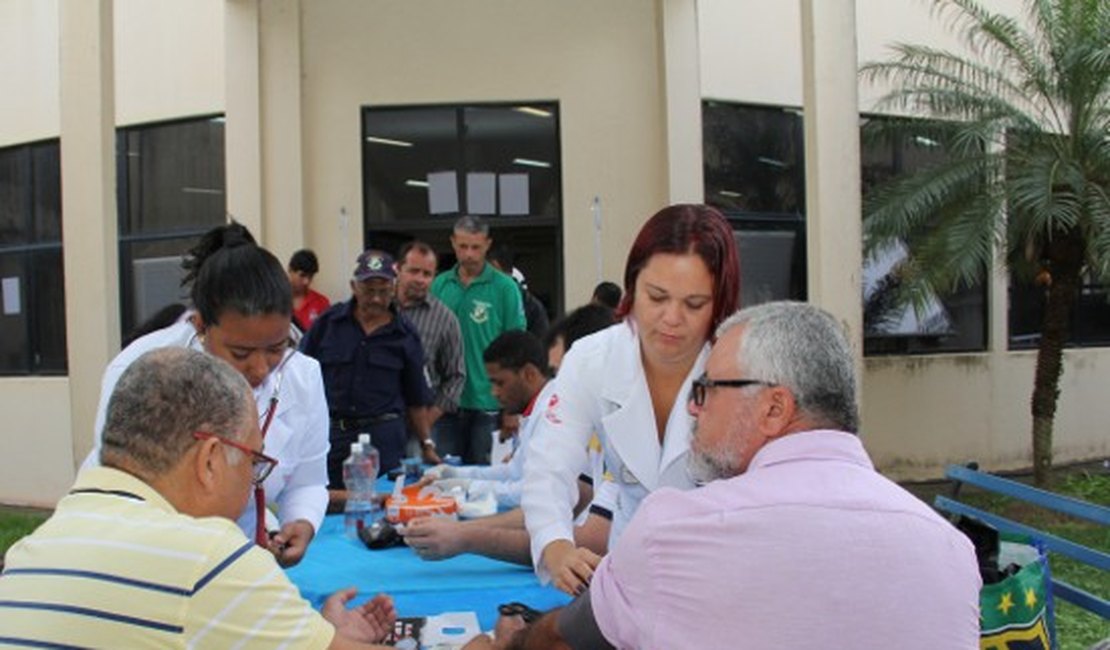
[453,215,490,236]
[100,347,254,475]
[717,301,858,433]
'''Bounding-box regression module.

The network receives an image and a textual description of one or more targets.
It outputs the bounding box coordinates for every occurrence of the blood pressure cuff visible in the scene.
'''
[556,590,615,650]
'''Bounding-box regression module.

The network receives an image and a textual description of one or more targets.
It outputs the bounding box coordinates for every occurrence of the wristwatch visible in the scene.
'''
[421,439,436,449]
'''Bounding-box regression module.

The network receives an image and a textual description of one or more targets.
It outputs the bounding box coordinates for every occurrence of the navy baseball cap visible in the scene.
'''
[353,249,396,281]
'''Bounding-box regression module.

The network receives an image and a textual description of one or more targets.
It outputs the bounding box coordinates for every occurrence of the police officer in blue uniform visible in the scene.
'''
[301,250,440,488]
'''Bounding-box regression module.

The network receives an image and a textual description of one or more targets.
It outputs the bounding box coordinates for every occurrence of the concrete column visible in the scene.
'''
[800,0,863,377]
[658,0,703,204]
[225,0,264,237]
[59,0,118,467]
[259,0,306,260]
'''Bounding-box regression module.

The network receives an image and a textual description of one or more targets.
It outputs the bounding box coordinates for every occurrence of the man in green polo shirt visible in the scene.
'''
[431,215,526,464]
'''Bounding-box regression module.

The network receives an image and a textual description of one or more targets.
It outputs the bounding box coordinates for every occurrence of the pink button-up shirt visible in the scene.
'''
[590,430,981,649]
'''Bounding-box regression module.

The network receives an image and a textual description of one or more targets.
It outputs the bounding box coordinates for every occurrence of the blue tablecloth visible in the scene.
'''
[285,515,570,631]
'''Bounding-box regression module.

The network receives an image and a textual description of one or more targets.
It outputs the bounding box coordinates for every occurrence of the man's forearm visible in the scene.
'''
[477,508,525,530]
[461,523,533,566]
[406,406,433,442]
[427,404,444,427]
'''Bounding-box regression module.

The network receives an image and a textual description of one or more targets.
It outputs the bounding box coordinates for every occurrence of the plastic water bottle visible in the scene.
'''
[357,434,382,525]
[357,433,381,481]
[343,442,372,540]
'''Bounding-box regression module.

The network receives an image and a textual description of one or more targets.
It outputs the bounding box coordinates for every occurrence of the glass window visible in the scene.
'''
[0,141,67,375]
[362,102,562,317]
[1005,130,1110,349]
[117,116,226,336]
[703,101,807,307]
[860,117,988,355]
[363,103,561,223]
[704,101,805,215]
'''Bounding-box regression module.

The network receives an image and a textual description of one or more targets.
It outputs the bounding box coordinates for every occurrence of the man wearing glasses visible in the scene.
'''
[464,302,981,650]
[0,348,399,648]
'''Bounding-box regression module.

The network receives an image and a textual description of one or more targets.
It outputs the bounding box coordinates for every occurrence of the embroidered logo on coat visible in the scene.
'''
[544,393,562,425]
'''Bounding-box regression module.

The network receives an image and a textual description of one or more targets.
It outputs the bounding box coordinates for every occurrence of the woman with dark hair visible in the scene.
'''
[521,204,741,595]
[82,223,329,568]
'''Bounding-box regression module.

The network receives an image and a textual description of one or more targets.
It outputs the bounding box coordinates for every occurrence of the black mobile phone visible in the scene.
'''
[498,601,544,624]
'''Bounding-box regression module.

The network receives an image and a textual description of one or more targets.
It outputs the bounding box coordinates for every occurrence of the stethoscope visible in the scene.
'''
[189,327,295,545]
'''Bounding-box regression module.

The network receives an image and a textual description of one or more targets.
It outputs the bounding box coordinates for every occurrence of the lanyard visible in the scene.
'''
[254,349,291,546]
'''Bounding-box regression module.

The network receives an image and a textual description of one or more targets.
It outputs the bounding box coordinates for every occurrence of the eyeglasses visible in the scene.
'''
[193,431,278,485]
[689,373,775,407]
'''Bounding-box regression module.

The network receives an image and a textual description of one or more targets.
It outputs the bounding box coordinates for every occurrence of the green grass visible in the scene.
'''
[943,469,1110,650]
[0,506,49,566]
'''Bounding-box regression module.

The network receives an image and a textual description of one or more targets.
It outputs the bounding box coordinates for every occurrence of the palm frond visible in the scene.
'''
[862,46,1050,129]
[863,151,998,253]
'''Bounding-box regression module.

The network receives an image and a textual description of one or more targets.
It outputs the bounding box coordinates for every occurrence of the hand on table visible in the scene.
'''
[421,445,443,466]
[268,519,315,568]
[399,516,470,560]
[417,464,460,485]
[543,540,601,596]
[462,613,526,650]
[322,588,396,644]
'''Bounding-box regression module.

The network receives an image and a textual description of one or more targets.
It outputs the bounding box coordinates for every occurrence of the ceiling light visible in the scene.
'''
[757,156,787,168]
[914,135,940,147]
[514,106,552,118]
[512,158,551,168]
[718,190,742,198]
[405,179,429,188]
[365,136,414,147]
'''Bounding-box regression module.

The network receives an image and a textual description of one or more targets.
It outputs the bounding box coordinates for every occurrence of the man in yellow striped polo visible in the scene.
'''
[0,347,397,648]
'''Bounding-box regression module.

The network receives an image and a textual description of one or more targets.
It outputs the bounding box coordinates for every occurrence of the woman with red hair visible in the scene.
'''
[522,204,740,595]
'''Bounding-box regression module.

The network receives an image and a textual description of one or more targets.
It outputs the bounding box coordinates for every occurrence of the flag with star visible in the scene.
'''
[979,537,1055,649]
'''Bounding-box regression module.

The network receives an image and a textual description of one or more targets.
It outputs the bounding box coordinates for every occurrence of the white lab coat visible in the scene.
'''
[451,380,557,508]
[81,319,330,536]
[521,320,707,579]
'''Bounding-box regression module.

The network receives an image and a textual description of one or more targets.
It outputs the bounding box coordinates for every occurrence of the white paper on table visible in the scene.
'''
[2,277,20,315]
[423,611,481,648]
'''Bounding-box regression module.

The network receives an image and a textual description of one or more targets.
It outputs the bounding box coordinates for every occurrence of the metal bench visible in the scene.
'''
[933,463,1110,619]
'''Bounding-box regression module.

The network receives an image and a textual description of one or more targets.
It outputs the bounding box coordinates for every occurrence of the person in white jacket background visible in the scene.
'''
[522,204,741,595]
[83,223,329,569]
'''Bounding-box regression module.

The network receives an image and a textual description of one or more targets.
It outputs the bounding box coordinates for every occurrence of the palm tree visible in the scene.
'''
[859,0,1109,485]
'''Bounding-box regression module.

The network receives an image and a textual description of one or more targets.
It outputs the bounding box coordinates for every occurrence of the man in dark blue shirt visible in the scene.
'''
[301,249,439,490]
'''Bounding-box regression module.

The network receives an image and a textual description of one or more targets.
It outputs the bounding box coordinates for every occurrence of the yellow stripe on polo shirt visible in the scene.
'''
[0,467,333,649]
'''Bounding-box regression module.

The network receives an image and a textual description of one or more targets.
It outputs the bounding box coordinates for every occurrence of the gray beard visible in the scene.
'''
[685,421,743,485]
[685,447,731,485]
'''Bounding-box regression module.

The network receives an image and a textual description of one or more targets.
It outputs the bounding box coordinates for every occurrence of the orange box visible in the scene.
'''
[385,485,459,524]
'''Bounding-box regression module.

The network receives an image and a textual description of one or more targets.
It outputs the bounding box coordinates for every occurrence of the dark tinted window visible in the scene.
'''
[1005,130,1110,349]
[0,141,67,374]
[363,103,560,223]
[703,101,807,307]
[860,117,987,355]
[362,103,562,317]
[118,116,226,336]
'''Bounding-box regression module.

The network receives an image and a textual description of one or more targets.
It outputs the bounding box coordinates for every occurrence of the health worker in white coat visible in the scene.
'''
[82,223,329,569]
[522,204,741,595]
